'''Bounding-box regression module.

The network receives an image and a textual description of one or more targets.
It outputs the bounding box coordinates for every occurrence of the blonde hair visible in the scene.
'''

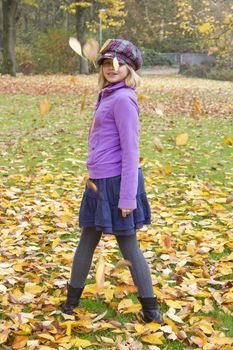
[98,64,141,91]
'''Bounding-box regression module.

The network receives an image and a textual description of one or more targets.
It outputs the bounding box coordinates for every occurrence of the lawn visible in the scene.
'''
[0,74,232,349]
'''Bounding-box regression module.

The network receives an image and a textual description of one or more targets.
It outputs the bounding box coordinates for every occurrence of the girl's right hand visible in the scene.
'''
[121,209,133,217]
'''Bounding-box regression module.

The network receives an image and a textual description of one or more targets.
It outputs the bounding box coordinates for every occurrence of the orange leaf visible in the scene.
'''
[164,235,172,248]
[40,98,51,116]
[12,335,28,349]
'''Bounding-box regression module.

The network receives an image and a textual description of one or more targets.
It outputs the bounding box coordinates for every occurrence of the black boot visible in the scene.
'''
[138,297,164,324]
[61,283,84,315]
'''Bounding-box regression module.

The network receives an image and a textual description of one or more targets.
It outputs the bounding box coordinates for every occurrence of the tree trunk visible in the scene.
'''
[2,0,18,76]
[0,0,3,54]
[76,6,89,74]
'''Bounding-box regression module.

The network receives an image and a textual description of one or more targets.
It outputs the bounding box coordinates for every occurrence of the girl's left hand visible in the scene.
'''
[121,209,133,217]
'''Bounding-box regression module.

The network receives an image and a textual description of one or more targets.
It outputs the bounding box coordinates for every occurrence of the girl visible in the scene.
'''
[62,39,163,324]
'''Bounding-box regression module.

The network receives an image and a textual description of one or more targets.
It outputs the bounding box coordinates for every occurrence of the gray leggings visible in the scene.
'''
[70,227,154,298]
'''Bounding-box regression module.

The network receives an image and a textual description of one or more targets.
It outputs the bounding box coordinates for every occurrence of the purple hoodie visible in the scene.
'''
[87,81,140,210]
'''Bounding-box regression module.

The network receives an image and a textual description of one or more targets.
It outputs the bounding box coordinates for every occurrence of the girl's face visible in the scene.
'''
[102,58,129,84]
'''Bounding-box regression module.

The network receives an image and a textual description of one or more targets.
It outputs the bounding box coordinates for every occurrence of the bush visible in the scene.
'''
[15,46,37,74]
[142,48,173,67]
[179,63,212,78]
[207,68,233,81]
[33,28,78,74]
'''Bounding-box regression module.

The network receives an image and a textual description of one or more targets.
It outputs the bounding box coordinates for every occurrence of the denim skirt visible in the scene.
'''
[78,168,151,236]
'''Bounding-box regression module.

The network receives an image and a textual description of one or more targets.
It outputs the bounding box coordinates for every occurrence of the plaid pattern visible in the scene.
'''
[97,39,142,71]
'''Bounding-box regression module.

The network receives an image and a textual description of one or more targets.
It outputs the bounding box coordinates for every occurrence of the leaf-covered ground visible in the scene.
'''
[0,74,233,350]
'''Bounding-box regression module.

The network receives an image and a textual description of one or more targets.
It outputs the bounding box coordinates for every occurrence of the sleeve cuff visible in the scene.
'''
[118,198,137,210]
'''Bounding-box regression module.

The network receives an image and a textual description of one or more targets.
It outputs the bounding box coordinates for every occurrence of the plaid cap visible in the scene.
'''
[97,39,143,71]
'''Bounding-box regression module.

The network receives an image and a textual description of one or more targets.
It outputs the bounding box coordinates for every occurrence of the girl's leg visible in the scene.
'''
[116,234,154,297]
[70,227,102,288]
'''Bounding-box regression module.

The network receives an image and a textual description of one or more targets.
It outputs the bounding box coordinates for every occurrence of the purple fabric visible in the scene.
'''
[97,39,143,71]
[87,81,140,209]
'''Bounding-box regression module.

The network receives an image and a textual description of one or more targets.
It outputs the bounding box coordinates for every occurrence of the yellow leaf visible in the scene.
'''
[122,303,141,314]
[12,335,28,349]
[224,135,233,146]
[96,255,105,290]
[40,98,51,116]
[137,94,148,103]
[38,333,55,342]
[19,324,32,335]
[100,336,115,344]
[192,97,203,114]
[134,324,146,334]
[164,166,172,175]
[71,338,92,348]
[163,316,179,334]
[104,287,114,303]
[141,334,163,345]
[118,298,133,311]
[187,242,195,256]
[52,237,60,250]
[198,22,211,33]
[0,329,10,345]
[210,337,233,345]
[176,133,189,146]
[199,322,214,334]
[24,283,44,295]
[66,322,72,336]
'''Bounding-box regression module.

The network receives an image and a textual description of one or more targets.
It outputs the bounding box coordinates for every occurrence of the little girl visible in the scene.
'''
[62,39,163,324]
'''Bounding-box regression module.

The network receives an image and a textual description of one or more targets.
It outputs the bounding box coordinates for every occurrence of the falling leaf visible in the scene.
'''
[69,37,83,57]
[113,57,120,72]
[40,98,51,116]
[176,133,189,146]
[96,255,105,290]
[83,39,99,64]
[80,88,88,115]
[154,137,163,152]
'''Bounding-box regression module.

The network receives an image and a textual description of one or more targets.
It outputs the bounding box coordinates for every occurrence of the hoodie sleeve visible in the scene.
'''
[114,92,140,209]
